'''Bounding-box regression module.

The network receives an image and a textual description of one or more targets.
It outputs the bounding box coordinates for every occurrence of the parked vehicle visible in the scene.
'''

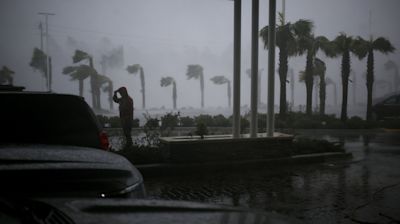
[372,93,400,120]
[0,198,303,224]
[1,91,109,150]
[0,91,145,198]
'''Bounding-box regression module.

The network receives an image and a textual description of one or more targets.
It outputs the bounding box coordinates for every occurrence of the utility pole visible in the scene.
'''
[38,12,55,92]
[38,22,44,51]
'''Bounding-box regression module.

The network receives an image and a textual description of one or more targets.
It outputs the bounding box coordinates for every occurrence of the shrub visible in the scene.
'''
[195,114,214,127]
[195,122,208,139]
[160,112,180,136]
[346,116,366,129]
[135,113,160,147]
[213,114,231,127]
[180,116,195,127]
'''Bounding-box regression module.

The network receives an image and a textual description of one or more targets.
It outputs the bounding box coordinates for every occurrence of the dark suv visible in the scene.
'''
[372,93,400,120]
[0,90,145,198]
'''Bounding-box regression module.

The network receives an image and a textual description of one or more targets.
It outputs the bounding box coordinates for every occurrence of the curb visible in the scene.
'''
[136,152,352,177]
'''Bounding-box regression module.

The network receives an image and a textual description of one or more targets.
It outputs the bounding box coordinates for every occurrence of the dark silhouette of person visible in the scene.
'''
[113,87,134,148]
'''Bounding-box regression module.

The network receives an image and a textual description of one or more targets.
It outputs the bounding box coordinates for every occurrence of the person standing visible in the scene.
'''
[113,87,134,148]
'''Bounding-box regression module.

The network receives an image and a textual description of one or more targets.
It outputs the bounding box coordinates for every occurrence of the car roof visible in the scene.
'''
[0,90,83,98]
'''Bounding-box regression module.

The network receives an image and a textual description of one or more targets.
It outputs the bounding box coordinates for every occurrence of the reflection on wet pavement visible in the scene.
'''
[144,130,400,223]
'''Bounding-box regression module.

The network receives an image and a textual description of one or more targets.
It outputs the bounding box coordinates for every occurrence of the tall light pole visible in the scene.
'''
[250,0,260,138]
[232,0,242,138]
[267,0,276,137]
[38,12,55,91]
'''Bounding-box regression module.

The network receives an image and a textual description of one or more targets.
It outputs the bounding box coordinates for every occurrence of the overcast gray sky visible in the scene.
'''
[1,0,399,115]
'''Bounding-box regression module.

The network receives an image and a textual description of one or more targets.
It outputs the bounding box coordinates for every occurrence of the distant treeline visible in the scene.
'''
[97,112,400,130]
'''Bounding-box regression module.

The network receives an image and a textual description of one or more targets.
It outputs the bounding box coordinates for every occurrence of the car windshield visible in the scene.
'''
[0,93,100,147]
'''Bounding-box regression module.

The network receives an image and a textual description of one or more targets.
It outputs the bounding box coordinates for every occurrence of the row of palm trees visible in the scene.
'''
[260,14,395,121]
[160,65,232,110]
[17,16,396,120]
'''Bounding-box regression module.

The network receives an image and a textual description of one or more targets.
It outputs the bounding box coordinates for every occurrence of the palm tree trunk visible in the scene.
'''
[257,73,261,106]
[278,46,288,117]
[227,81,232,108]
[340,50,350,121]
[172,81,177,110]
[366,50,374,121]
[78,79,84,97]
[89,58,97,110]
[305,51,314,115]
[140,68,145,109]
[320,74,326,115]
[108,80,113,110]
[95,75,102,110]
[353,73,357,105]
[200,74,204,108]
[314,77,319,111]
[333,83,338,106]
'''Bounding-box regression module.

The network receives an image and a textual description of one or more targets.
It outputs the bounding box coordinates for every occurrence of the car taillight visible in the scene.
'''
[99,131,110,151]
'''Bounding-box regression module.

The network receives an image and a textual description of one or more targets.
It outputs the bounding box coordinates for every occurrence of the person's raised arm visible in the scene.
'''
[113,90,120,103]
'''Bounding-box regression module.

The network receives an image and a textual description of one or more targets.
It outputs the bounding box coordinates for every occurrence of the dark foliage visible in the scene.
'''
[195,122,208,139]
[160,112,180,136]
[180,116,195,127]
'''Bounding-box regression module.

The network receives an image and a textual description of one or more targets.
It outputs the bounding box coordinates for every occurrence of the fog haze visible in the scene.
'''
[1,0,399,116]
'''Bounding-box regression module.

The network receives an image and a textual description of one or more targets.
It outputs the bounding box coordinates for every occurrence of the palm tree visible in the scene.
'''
[160,77,177,109]
[210,76,231,107]
[260,15,313,117]
[29,48,48,90]
[384,60,399,92]
[325,77,338,107]
[314,76,319,111]
[102,77,114,111]
[298,34,333,116]
[331,33,357,121]
[62,65,94,96]
[353,36,395,121]
[0,66,15,85]
[314,58,327,115]
[100,46,124,110]
[72,49,100,110]
[126,64,146,109]
[186,64,205,108]
[96,74,112,110]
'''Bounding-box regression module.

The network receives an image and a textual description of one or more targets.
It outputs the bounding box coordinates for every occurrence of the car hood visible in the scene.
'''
[27,198,303,224]
[0,144,143,198]
[0,144,120,163]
